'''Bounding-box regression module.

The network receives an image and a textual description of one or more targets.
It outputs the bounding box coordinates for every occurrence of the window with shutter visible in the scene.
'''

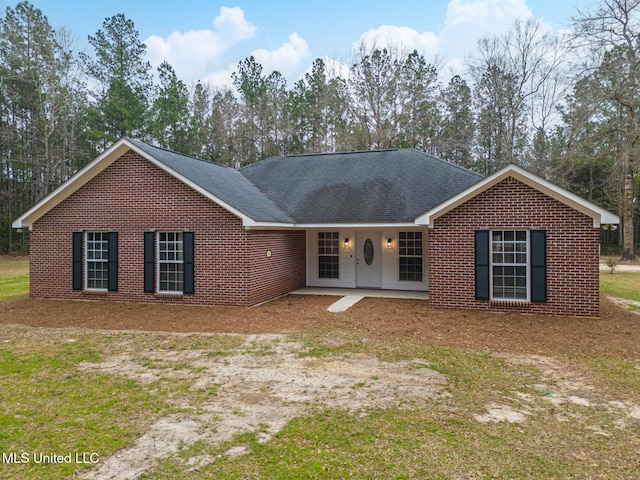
[146,231,194,295]
[475,229,547,303]
[74,232,118,292]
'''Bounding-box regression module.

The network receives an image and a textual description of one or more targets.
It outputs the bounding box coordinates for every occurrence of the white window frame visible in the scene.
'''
[317,231,340,279]
[157,231,185,294]
[489,230,530,301]
[398,231,424,282]
[85,231,109,291]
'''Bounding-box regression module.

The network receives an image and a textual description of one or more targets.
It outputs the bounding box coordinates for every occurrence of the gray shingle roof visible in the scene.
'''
[240,149,484,223]
[127,139,293,223]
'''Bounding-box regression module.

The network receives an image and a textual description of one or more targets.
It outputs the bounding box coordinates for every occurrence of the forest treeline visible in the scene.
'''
[1,1,638,256]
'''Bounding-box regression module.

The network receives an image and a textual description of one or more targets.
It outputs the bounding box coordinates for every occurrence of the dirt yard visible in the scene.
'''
[1,294,639,478]
[0,294,638,358]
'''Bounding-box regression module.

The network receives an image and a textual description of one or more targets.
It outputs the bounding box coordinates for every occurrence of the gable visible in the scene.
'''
[34,149,244,230]
[417,164,619,228]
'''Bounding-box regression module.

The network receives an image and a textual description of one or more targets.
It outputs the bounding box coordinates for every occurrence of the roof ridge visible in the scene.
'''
[242,148,482,179]
[248,148,402,162]
[125,138,231,169]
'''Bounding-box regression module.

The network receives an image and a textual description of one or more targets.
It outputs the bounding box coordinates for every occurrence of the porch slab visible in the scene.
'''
[292,287,429,301]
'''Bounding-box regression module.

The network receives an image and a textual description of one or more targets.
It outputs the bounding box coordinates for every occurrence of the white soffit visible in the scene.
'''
[415,164,619,228]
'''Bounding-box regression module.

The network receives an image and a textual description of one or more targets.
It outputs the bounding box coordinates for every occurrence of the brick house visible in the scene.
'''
[13,138,618,316]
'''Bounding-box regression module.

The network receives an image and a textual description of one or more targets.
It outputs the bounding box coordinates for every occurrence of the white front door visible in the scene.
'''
[356,232,382,288]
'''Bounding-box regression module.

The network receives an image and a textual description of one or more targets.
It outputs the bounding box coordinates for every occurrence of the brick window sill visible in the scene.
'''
[490,299,531,308]
[82,289,108,296]
[155,293,184,300]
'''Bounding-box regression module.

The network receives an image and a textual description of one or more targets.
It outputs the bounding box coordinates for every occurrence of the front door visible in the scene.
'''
[356,232,382,288]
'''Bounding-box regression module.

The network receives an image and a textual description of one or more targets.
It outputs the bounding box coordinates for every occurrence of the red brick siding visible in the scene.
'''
[29,150,306,306]
[428,177,600,317]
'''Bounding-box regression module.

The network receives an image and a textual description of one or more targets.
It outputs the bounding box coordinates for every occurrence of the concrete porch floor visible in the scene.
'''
[291,287,429,301]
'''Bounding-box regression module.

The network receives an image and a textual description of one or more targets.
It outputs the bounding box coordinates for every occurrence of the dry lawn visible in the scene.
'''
[0,294,638,358]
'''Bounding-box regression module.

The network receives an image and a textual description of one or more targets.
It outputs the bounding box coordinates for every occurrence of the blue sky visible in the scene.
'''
[3,0,582,87]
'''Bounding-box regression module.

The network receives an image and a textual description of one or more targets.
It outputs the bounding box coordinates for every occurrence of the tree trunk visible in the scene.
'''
[621,107,637,261]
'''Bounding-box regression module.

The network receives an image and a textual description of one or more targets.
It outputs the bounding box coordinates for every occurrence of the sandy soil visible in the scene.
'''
[74,333,446,479]
[1,294,639,478]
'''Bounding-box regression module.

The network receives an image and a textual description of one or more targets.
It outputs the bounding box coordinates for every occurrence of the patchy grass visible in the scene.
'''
[0,328,169,479]
[1,326,639,479]
[1,258,639,479]
[0,256,29,301]
[140,339,640,480]
[600,271,640,302]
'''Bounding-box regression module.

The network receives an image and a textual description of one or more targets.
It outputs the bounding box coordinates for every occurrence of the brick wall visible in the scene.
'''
[29,150,306,306]
[428,177,600,317]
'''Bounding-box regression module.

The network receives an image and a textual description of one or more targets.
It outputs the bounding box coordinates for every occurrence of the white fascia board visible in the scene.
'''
[294,223,417,229]
[12,139,133,229]
[244,222,419,230]
[416,164,620,229]
[137,153,258,227]
[12,138,267,229]
[242,221,296,229]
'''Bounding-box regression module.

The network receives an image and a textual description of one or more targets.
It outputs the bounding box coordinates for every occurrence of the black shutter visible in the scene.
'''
[475,230,490,300]
[144,232,155,293]
[72,232,83,291]
[183,232,194,295]
[107,232,118,292]
[530,230,547,303]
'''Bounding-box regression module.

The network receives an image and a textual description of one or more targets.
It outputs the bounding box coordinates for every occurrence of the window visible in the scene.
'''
[318,232,339,279]
[475,230,546,303]
[86,232,109,290]
[144,231,194,295]
[73,231,117,292]
[399,231,423,281]
[490,230,528,300]
[158,232,184,293]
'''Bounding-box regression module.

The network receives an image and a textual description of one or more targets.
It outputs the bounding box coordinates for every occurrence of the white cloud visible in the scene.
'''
[212,6,257,43]
[201,33,311,90]
[355,25,440,57]
[252,33,310,76]
[145,6,256,82]
[347,0,532,77]
[445,0,531,30]
[201,65,237,90]
[440,0,533,74]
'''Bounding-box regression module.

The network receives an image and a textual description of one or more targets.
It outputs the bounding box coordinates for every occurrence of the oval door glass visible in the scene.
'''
[364,239,374,265]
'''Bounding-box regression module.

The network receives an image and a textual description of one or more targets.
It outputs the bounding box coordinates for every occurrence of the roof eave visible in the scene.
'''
[12,138,134,229]
[244,222,421,230]
[12,138,271,229]
[294,222,419,229]
[416,164,620,229]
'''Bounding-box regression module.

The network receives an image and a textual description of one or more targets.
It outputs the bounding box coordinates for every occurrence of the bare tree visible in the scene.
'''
[468,18,565,171]
[572,0,640,260]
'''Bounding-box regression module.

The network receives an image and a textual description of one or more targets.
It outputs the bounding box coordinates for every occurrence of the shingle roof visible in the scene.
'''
[240,149,484,223]
[127,139,293,223]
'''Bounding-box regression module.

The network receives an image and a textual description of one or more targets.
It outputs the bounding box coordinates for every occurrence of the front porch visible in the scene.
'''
[292,287,429,300]
[305,228,428,292]
[291,287,429,313]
